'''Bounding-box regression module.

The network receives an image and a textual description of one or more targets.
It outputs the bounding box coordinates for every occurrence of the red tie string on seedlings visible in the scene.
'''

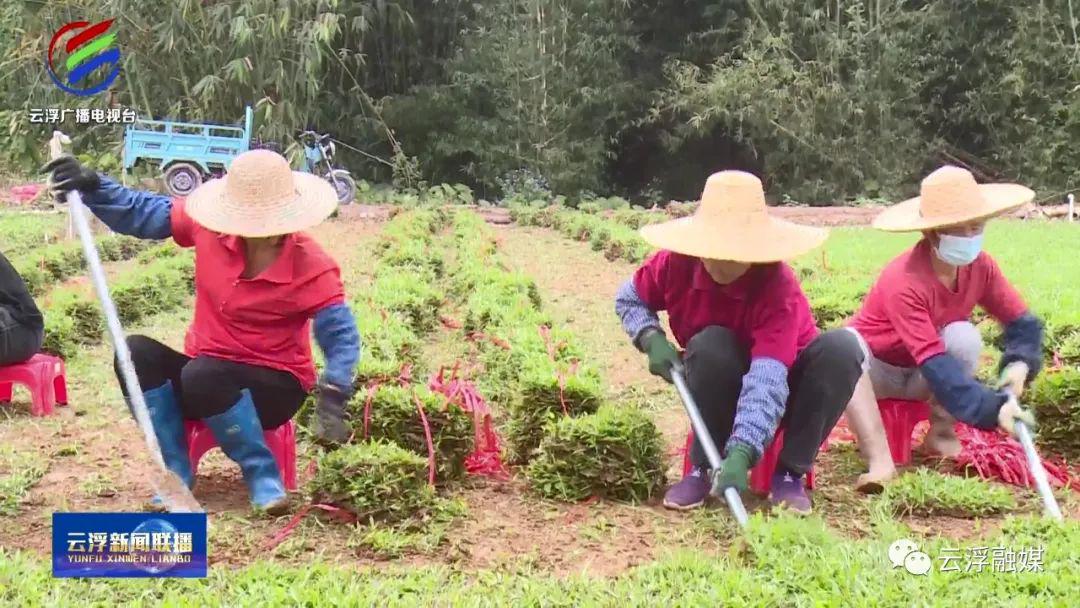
[955,425,1080,492]
[361,364,416,440]
[538,325,576,416]
[262,502,358,552]
[428,363,508,478]
[411,392,438,487]
[465,330,511,350]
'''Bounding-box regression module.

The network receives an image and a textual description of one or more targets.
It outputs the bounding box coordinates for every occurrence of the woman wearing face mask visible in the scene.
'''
[844,166,1042,492]
[615,171,866,514]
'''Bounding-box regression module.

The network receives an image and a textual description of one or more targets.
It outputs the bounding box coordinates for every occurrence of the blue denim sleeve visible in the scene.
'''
[313,303,361,393]
[921,353,1007,429]
[726,357,790,462]
[80,177,173,240]
[615,279,662,350]
[999,312,1044,381]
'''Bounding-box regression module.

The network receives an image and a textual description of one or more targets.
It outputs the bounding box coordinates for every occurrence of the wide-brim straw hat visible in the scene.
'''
[185,149,338,237]
[639,171,828,263]
[873,165,1033,232]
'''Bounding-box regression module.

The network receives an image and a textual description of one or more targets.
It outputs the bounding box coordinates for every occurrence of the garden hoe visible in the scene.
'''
[671,363,750,528]
[67,190,203,514]
[1002,385,1064,521]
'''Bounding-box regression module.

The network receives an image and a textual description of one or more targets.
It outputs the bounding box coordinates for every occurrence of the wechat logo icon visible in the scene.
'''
[888,538,933,576]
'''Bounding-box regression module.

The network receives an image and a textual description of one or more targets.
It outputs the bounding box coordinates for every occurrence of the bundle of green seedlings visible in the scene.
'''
[369,263,444,335]
[351,299,422,384]
[525,404,665,502]
[41,289,103,359]
[513,205,654,264]
[40,253,194,358]
[111,255,195,326]
[873,469,1016,519]
[350,384,473,483]
[0,212,66,257]
[447,211,605,466]
[13,234,153,295]
[1026,366,1080,459]
[308,439,440,525]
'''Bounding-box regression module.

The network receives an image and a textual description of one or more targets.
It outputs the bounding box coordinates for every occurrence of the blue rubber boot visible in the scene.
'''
[139,381,194,511]
[203,389,289,515]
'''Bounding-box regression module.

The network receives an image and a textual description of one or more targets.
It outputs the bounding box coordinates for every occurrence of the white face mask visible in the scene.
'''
[934,232,984,266]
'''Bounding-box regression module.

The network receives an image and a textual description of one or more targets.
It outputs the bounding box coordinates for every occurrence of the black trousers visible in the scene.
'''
[685,326,864,475]
[114,335,307,430]
[0,307,43,366]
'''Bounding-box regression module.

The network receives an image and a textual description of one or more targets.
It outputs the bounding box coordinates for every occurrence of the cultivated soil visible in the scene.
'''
[1,207,1075,577]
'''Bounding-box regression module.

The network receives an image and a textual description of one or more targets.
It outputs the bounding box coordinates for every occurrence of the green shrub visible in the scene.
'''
[309,440,439,525]
[353,384,473,482]
[875,469,1016,518]
[526,404,665,502]
[1026,367,1080,459]
[505,357,603,463]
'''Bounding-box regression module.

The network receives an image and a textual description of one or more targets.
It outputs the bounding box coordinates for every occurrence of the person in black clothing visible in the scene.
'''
[0,252,44,365]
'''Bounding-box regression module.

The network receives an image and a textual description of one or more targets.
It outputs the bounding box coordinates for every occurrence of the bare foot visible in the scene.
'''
[919,430,962,458]
[855,464,896,494]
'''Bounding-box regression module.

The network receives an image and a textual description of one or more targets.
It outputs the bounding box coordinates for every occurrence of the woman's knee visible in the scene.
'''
[804,329,866,376]
[114,334,165,392]
[684,326,749,386]
[941,322,982,372]
[180,358,241,414]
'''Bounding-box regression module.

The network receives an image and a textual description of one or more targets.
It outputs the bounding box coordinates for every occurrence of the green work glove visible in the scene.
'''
[715,444,755,493]
[642,330,680,383]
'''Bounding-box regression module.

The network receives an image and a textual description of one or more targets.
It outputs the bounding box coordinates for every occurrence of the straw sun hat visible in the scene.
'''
[639,171,827,263]
[185,149,338,238]
[873,166,1033,232]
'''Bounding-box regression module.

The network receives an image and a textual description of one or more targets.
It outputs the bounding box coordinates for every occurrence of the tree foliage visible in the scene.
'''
[2,0,1079,203]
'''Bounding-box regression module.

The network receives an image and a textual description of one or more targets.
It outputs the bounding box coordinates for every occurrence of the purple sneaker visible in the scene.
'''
[769,471,812,514]
[663,466,711,510]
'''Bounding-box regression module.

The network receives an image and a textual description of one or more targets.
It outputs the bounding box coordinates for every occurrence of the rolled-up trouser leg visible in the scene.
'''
[683,326,749,469]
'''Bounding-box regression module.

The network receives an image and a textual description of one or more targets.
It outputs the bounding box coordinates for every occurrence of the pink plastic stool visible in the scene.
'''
[876,398,930,465]
[184,419,298,490]
[681,428,816,496]
[0,353,69,417]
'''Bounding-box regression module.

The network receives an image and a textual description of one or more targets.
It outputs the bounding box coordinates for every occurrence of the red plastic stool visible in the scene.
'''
[876,398,930,465]
[0,353,69,417]
[184,419,298,490]
[680,428,816,496]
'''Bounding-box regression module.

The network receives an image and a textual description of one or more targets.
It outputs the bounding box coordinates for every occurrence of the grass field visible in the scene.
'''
[0,205,1077,606]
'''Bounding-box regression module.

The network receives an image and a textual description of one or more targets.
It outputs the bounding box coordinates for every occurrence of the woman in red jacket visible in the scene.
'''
[45,150,360,514]
[616,171,865,514]
[844,166,1040,492]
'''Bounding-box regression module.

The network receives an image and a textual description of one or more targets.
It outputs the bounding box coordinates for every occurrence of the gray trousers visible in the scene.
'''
[852,321,983,403]
[0,307,44,366]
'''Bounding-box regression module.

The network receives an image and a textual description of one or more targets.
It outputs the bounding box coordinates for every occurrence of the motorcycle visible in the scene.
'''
[297,130,357,204]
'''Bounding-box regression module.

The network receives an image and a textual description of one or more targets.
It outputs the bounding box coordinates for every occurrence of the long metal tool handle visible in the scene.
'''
[1013,420,1064,521]
[671,364,749,528]
[67,191,202,513]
